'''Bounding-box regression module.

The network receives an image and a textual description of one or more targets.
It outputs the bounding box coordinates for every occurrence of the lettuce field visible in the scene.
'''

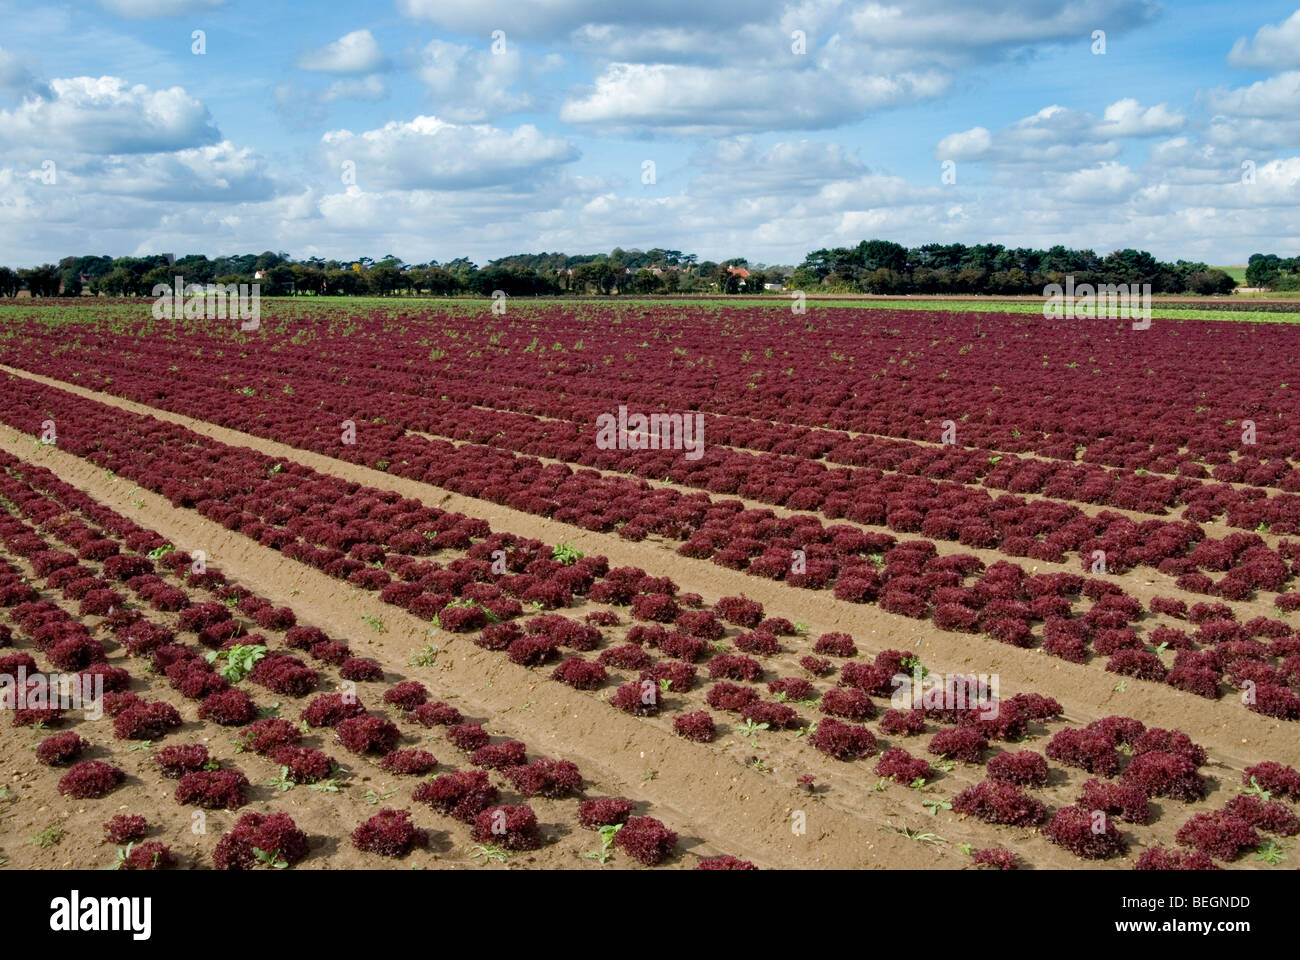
[1,297,1298,871]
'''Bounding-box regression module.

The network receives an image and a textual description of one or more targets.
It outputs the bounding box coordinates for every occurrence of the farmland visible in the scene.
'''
[1,296,1298,872]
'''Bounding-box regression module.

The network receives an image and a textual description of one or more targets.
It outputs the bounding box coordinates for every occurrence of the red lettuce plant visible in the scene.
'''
[413,769,499,822]
[503,758,583,798]
[351,808,429,857]
[336,714,400,755]
[1133,846,1218,870]
[471,740,528,769]
[696,855,757,870]
[928,728,988,764]
[214,812,310,869]
[270,746,334,783]
[577,796,637,828]
[876,748,932,784]
[1077,778,1152,824]
[1043,805,1128,859]
[673,710,715,742]
[613,816,677,865]
[1175,812,1258,861]
[156,744,211,778]
[472,804,542,850]
[951,781,1046,826]
[58,760,125,799]
[378,749,437,776]
[810,718,877,760]
[972,847,1018,870]
[301,692,366,727]
[987,750,1048,787]
[103,814,148,844]
[175,769,249,809]
[35,731,88,766]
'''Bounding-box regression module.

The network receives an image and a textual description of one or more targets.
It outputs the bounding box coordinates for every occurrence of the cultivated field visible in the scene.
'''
[1,297,1298,871]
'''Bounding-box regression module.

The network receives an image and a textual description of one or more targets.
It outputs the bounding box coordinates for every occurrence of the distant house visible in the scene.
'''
[726,265,750,289]
[763,282,784,292]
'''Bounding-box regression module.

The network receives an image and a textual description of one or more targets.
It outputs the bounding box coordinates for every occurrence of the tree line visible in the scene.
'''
[1,241,1292,299]
[1244,254,1300,290]
[788,240,1241,295]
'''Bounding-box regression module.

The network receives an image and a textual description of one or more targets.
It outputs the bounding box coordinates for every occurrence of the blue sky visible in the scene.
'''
[1,0,1298,267]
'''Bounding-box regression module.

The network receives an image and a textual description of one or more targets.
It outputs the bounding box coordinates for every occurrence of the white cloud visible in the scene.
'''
[1228,10,1300,71]
[846,0,1159,64]
[400,0,1157,65]
[935,99,1183,169]
[1058,162,1141,201]
[405,0,1159,134]
[561,62,948,136]
[1095,98,1185,137]
[1148,136,1251,185]
[1202,72,1300,152]
[297,30,390,75]
[936,126,992,159]
[417,40,533,122]
[319,115,578,190]
[61,141,277,202]
[0,77,218,155]
[1205,71,1300,119]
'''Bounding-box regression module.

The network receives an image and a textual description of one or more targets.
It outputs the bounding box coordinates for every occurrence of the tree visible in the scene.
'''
[629,268,663,295]
[19,264,61,297]
[572,260,616,295]
[367,263,403,296]
[1246,254,1283,289]
[1186,269,1237,295]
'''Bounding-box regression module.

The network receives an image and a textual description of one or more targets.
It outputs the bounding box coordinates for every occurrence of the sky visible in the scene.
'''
[1,0,1298,268]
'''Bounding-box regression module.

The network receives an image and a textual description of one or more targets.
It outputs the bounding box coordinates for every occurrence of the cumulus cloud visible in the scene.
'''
[297,30,390,75]
[1228,9,1300,71]
[62,141,277,202]
[319,115,578,190]
[400,0,1157,64]
[1058,162,1141,201]
[406,0,1159,134]
[936,99,1184,168]
[0,76,219,154]
[1148,136,1252,185]
[417,40,535,122]
[846,0,1159,65]
[561,62,948,136]
[1202,72,1300,152]
[1094,99,1186,137]
[1205,71,1300,119]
